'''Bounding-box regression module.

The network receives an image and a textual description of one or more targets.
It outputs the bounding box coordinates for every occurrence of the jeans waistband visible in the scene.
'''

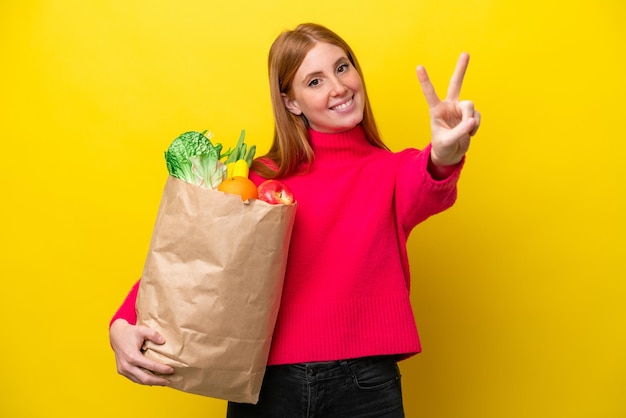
[269,355,397,382]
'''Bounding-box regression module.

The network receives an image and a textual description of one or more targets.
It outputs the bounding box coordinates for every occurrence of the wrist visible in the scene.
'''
[428,153,461,180]
[110,318,129,330]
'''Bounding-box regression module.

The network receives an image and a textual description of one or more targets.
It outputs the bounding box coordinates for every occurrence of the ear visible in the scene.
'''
[282,93,302,116]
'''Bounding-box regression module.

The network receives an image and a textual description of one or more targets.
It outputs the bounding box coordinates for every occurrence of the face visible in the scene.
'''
[282,42,365,133]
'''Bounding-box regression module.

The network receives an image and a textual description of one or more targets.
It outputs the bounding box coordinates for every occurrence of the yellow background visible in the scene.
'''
[1,0,624,417]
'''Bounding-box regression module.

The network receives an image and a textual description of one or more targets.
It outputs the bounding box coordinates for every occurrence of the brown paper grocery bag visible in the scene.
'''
[136,176,296,403]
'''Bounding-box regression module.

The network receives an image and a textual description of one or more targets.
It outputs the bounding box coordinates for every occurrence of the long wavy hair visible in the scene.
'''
[253,23,388,178]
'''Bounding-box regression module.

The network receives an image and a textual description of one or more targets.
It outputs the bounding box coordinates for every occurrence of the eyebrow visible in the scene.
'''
[300,57,348,85]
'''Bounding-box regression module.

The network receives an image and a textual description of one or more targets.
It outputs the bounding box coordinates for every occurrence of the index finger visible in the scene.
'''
[446,52,470,101]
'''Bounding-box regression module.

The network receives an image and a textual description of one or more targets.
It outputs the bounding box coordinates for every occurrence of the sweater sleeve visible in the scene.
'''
[395,144,464,233]
[109,280,139,327]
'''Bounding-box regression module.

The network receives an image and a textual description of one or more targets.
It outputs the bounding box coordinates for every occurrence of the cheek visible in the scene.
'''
[295,89,318,107]
[305,94,330,113]
[348,73,364,91]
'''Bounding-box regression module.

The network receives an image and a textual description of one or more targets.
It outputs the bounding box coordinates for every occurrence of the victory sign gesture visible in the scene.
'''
[417,52,481,169]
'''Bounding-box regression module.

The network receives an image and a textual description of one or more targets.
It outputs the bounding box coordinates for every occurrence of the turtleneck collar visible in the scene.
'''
[307,125,379,161]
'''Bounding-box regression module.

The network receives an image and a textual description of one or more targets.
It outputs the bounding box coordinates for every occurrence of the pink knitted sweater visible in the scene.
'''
[111,125,463,365]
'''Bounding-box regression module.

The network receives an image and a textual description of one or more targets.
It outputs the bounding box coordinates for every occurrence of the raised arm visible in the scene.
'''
[417,52,481,178]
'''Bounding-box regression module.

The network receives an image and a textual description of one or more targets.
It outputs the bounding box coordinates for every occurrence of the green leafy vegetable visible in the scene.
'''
[164,130,226,189]
[190,154,226,189]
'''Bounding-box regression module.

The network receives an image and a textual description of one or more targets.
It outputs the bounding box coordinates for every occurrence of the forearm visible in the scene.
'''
[109,280,140,327]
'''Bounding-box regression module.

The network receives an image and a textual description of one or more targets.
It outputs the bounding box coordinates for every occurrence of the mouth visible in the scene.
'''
[330,96,354,111]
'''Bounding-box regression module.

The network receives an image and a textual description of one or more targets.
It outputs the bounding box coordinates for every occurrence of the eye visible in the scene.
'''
[337,63,350,74]
[307,78,321,87]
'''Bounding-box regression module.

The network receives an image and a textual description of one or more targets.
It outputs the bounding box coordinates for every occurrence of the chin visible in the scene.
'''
[337,117,364,132]
[316,116,364,133]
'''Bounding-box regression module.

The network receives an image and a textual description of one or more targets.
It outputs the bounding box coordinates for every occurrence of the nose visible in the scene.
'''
[329,76,347,96]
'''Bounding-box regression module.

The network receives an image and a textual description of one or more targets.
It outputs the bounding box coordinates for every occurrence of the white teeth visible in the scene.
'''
[332,98,353,110]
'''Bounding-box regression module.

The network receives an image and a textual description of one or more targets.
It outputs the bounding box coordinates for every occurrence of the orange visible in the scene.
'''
[217,176,258,201]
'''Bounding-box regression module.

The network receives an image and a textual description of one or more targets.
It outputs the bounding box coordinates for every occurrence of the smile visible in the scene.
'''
[330,97,353,111]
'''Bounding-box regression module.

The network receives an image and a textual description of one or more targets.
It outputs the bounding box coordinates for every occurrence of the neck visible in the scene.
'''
[308,125,375,160]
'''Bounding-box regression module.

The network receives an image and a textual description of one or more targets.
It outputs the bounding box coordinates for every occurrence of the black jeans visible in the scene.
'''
[227,356,404,418]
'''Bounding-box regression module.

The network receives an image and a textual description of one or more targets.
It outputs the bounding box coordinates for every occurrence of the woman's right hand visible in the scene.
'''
[109,319,174,386]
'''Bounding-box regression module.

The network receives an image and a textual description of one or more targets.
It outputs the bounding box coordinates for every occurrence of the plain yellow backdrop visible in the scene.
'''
[1,0,624,417]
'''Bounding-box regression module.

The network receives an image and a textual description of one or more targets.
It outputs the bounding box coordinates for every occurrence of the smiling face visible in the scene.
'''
[282,42,365,133]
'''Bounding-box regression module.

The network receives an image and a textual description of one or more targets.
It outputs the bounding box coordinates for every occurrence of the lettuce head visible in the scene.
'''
[164,130,226,189]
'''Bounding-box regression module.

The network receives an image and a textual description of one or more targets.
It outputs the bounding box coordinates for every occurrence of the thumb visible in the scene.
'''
[458,100,479,136]
[443,117,474,144]
[139,326,166,345]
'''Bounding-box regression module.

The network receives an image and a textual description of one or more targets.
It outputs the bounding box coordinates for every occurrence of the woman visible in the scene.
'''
[110,23,480,417]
